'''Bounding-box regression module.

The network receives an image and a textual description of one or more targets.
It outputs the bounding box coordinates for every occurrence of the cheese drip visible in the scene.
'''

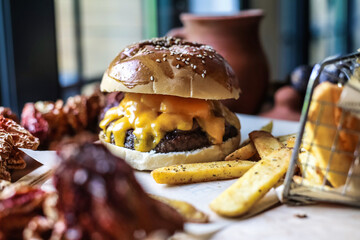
[100,93,225,152]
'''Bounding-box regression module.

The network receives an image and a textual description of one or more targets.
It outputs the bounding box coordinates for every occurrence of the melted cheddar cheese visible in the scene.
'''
[100,93,232,152]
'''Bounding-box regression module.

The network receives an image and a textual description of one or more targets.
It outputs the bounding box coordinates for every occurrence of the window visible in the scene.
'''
[1,0,359,113]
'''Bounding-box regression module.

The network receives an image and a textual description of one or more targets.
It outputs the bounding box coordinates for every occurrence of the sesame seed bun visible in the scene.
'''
[100,37,240,100]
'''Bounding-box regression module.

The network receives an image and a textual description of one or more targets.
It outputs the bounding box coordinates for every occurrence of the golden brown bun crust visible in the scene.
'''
[100,133,240,171]
[101,37,240,100]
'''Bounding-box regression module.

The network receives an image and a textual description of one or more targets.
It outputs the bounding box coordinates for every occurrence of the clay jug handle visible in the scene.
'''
[166,27,186,39]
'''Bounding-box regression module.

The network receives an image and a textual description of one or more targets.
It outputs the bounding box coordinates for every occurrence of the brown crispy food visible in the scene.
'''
[0,185,62,240]
[0,129,13,160]
[63,95,88,131]
[0,162,10,182]
[21,92,105,149]
[0,116,40,180]
[0,115,40,150]
[0,184,47,240]
[48,131,99,151]
[6,151,26,170]
[0,107,19,123]
[23,192,63,240]
[21,101,68,148]
[23,216,56,240]
[55,142,184,240]
[23,216,66,240]
[0,129,15,180]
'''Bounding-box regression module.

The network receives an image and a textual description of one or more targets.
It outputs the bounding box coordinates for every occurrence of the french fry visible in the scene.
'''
[227,133,296,161]
[249,131,283,159]
[225,143,257,161]
[210,147,292,217]
[293,175,332,191]
[277,133,324,185]
[260,120,273,133]
[150,194,209,223]
[304,82,360,187]
[277,134,296,146]
[239,121,273,148]
[298,149,324,185]
[226,121,274,161]
[151,160,255,185]
[285,135,296,148]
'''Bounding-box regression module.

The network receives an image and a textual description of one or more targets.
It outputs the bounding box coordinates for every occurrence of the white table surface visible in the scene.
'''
[211,203,360,240]
[22,114,360,240]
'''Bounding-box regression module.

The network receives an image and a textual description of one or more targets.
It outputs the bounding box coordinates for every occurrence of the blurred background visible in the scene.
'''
[0,0,359,115]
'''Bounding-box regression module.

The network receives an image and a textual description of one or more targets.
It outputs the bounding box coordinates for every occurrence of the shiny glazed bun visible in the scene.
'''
[101,37,240,100]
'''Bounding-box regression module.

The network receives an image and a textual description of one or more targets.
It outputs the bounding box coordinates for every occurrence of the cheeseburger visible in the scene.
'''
[99,37,241,170]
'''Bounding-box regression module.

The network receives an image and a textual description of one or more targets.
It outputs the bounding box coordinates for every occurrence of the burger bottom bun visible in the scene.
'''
[99,133,240,171]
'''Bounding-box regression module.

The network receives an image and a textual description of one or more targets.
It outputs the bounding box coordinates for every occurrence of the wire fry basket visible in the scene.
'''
[283,51,360,207]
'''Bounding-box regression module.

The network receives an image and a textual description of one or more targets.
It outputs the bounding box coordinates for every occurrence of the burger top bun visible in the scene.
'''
[101,37,240,100]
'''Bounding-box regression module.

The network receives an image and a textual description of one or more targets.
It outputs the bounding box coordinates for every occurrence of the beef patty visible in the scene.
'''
[114,121,238,153]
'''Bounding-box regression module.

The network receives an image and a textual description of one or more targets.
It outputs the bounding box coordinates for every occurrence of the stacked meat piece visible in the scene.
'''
[0,116,40,181]
[21,91,105,149]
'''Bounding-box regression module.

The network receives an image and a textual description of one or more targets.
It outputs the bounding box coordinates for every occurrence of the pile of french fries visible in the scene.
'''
[210,131,292,217]
[150,122,309,218]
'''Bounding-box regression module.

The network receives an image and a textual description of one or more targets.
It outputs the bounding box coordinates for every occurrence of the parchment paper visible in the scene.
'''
[16,115,300,236]
[19,148,280,236]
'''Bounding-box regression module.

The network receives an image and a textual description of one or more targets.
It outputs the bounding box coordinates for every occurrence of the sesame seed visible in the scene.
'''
[209,56,213,59]
[170,52,174,56]
[193,65,197,69]
[185,61,189,65]
[182,59,185,62]
[176,64,180,69]
[203,70,207,74]
[156,59,161,63]
[180,54,183,57]
[202,60,205,64]
[163,58,167,61]
[202,73,205,78]
[176,57,180,61]
[186,58,190,61]
[155,47,159,50]
[163,54,167,57]
[150,76,154,81]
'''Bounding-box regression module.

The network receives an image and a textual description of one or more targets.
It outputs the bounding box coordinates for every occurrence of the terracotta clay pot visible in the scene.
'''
[168,10,269,114]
